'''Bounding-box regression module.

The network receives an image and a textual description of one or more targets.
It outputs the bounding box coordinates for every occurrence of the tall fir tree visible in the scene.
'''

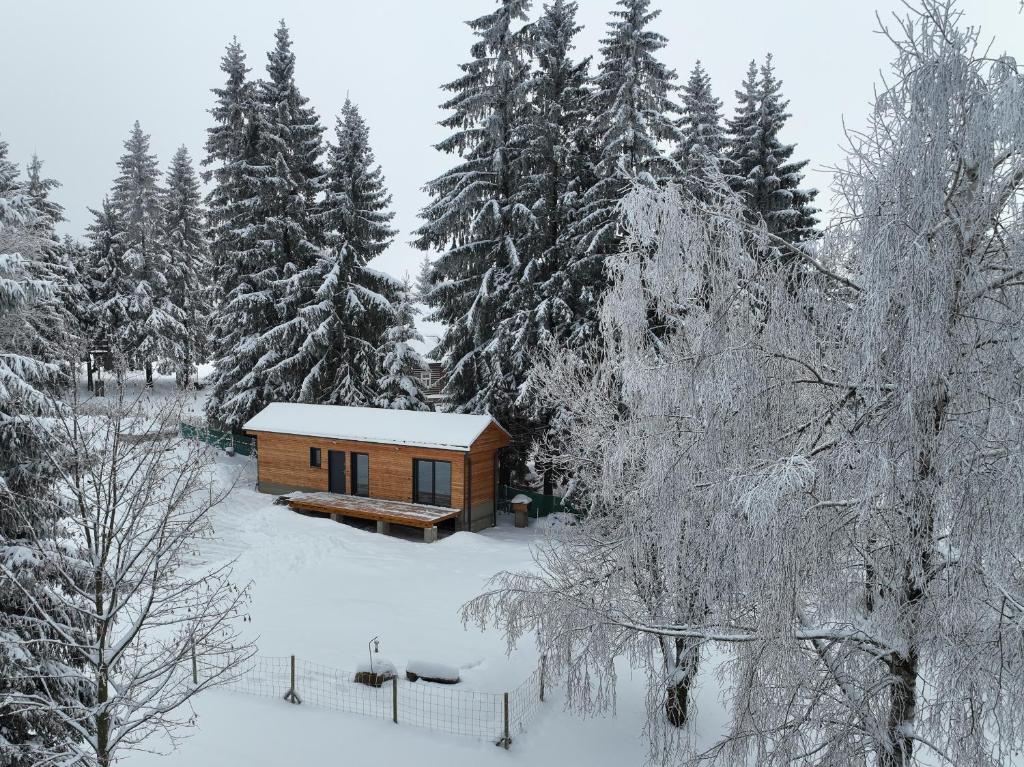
[725,54,818,255]
[85,198,130,366]
[493,0,594,481]
[206,22,324,429]
[414,0,534,418]
[259,98,397,405]
[0,136,93,767]
[571,0,679,345]
[674,61,725,195]
[164,146,212,386]
[377,278,431,411]
[22,153,83,360]
[108,121,183,384]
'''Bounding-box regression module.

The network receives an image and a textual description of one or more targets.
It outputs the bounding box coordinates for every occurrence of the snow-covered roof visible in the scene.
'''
[243,403,505,451]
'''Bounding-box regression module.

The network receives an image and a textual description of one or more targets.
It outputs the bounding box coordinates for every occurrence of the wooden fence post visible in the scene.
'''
[539,655,545,703]
[283,655,302,704]
[502,692,510,749]
[191,638,197,685]
[392,676,398,724]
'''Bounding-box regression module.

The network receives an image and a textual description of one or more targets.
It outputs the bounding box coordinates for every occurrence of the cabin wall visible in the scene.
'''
[466,422,509,532]
[250,432,466,509]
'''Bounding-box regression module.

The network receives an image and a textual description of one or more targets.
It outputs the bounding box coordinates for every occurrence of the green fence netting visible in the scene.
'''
[498,485,576,518]
[180,423,255,456]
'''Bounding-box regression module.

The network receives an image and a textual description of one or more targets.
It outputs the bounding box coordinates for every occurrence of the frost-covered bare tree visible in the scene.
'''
[465,3,1024,765]
[1,381,254,766]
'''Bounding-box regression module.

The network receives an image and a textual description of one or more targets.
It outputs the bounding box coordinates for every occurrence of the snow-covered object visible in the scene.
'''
[355,657,396,676]
[244,403,503,451]
[509,494,532,505]
[405,660,459,684]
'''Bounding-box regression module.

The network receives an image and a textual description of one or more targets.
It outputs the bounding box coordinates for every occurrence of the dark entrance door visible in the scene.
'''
[328,450,346,494]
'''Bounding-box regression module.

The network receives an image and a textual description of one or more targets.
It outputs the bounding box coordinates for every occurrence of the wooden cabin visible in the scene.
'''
[243,403,511,538]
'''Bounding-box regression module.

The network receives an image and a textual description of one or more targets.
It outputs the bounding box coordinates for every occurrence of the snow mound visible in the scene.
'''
[356,657,396,676]
[405,659,460,684]
[509,493,532,504]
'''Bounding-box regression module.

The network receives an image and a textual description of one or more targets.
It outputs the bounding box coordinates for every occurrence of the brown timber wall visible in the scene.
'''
[249,431,466,510]
[467,422,509,531]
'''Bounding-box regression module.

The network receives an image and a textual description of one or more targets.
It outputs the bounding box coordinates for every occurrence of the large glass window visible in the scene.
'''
[413,459,452,507]
[352,453,369,497]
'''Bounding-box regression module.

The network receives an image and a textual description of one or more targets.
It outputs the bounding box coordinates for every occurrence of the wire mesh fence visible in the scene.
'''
[195,650,545,747]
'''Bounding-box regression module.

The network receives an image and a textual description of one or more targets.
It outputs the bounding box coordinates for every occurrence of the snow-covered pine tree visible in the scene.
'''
[109,121,183,385]
[202,36,254,296]
[20,153,83,362]
[571,0,679,346]
[84,198,130,377]
[725,55,818,255]
[377,278,431,411]
[202,38,274,428]
[0,136,93,767]
[494,0,594,484]
[207,22,324,428]
[164,146,212,387]
[258,97,397,406]
[414,0,534,416]
[674,61,725,194]
[414,253,434,304]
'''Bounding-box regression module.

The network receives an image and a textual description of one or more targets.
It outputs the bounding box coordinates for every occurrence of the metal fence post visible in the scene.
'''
[392,676,398,724]
[502,691,510,749]
[284,655,302,704]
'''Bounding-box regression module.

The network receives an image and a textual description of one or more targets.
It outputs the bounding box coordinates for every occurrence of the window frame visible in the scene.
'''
[351,452,370,497]
[309,446,321,468]
[412,458,452,507]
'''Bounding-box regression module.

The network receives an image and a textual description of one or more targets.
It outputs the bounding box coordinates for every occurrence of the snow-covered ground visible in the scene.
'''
[110,371,728,766]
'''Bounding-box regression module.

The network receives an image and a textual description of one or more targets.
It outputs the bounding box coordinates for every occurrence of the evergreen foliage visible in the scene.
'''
[108,121,184,384]
[377,278,431,411]
[163,146,212,386]
[725,55,818,254]
[0,135,92,767]
[414,0,534,416]
[675,61,725,194]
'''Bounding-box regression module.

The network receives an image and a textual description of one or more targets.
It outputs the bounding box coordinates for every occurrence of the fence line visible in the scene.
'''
[196,651,544,747]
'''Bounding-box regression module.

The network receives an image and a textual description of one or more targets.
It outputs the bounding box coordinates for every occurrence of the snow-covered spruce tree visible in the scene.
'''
[376,278,431,411]
[2,383,254,767]
[496,0,594,487]
[164,146,212,387]
[674,61,725,195]
[202,38,270,428]
[571,0,679,347]
[17,152,83,363]
[725,55,818,256]
[467,4,1024,765]
[414,0,534,419]
[109,121,184,385]
[84,197,130,381]
[0,139,93,767]
[258,97,395,406]
[207,21,324,428]
[413,253,434,304]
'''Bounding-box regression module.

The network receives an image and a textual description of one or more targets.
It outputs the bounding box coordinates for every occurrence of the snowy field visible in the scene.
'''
[103,372,728,766]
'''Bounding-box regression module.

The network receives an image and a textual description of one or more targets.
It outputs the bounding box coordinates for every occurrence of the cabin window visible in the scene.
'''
[352,453,369,497]
[413,459,452,507]
[309,447,321,468]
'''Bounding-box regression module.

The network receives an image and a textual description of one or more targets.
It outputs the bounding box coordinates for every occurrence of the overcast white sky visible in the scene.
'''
[1,0,1021,279]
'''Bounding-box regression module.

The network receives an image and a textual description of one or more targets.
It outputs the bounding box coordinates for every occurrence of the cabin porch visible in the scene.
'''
[283,491,461,543]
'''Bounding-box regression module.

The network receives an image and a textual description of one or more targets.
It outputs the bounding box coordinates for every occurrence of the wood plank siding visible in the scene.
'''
[247,423,510,531]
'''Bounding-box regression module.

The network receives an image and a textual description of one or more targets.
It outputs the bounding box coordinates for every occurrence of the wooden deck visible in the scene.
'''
[284,492,460,542]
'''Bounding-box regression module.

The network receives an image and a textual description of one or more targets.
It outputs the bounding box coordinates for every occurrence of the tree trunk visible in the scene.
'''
[542,464,554,497]
[665,637,700,727]
[86,355,94,392]
[880,650,918,767]
[145,361,153,387]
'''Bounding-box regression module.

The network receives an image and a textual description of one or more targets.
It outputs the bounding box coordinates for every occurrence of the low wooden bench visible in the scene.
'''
[285,491,460,543]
